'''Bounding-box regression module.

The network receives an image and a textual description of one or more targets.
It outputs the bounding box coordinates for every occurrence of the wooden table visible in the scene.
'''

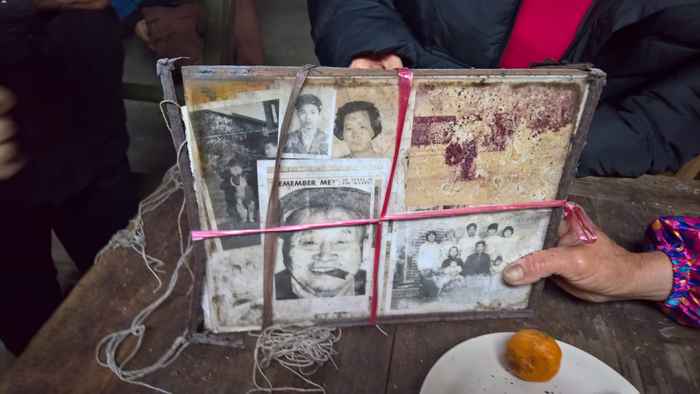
[2,175,699,394]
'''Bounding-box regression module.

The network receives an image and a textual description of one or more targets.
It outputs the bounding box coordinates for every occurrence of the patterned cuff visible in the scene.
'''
[645,216,700,328]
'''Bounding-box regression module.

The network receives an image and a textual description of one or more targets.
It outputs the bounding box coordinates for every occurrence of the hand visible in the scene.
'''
[0,87,25,180]
[350,54,404,70]
[502,209,673,302]
[34,0,110,11]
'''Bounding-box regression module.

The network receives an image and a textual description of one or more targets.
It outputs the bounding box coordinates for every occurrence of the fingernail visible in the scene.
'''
[504,264,524,282]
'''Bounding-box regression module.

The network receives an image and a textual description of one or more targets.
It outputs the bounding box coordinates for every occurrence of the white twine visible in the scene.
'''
[96,165,183,292]
[159,100,182,135]
[96,143,195,394]
[95,245,194,394]
[247,326,342,394]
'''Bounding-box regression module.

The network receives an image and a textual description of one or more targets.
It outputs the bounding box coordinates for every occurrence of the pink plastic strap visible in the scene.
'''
[191,199,572,240]
[191,200,597,243]
[370,68,413,323]
[563,201,598,244]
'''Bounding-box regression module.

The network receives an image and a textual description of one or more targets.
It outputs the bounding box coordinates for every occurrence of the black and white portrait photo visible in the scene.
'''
[334,101,384,158]
[255,158,389,324]
[282,87,335,158]
[188,97,280,250]
[275,187,370,300]
[384,209,551,315]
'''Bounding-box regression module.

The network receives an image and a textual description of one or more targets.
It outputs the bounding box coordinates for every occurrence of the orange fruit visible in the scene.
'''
[505,329,562,382]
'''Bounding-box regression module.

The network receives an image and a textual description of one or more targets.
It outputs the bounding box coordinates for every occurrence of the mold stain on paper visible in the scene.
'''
[406,81,582,209]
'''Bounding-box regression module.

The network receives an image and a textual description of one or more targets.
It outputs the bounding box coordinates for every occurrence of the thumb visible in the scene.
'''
[502,247,571,285]
[0,86,16,115]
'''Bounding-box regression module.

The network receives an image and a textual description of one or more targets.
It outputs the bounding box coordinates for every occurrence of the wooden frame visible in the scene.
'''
[158,62,605,341]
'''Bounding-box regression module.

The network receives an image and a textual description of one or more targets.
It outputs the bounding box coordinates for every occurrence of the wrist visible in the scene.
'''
[627,251,673,301]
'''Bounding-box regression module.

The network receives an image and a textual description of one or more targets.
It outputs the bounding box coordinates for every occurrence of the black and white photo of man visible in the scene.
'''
[334,101,383,158]
[463,241,491,276]
[284,94,330,155]
[275,188,370,300]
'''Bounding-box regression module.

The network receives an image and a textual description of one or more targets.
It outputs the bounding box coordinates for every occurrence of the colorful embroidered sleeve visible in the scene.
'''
[645,216,700,328]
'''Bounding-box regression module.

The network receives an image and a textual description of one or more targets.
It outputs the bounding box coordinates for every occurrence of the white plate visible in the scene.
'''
[420,332,638,394]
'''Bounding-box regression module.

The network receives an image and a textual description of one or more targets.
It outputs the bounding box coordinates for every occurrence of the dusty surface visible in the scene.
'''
[405,80,583,209]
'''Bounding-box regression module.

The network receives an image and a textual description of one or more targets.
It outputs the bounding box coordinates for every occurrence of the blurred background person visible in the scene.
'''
[308,0,700,177]
[0,0,137,355]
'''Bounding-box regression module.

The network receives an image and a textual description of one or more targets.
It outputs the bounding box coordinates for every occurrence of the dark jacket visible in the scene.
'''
[308,0,700,176]
[463,253,491,276]
[0,5,129,204]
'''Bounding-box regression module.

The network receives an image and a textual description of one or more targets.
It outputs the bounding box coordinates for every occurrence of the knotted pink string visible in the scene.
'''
[563,201,598,244]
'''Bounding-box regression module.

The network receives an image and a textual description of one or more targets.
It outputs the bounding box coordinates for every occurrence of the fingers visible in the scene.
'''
[0,95,24,179]
[380,54,404,69]
[0,87,16,115]
[350,54,403,70]
[0,158,25,180]
[0,140,25,180]
[558,216,583,247]
[0,118,16,143]
[558,204,601,247]
[502,247,572,285]
[350,58,384,69]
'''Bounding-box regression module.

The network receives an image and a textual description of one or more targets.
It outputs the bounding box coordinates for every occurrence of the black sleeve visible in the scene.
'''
[0,0,35,64]
[307,0,419,67]
[579,60,700,177]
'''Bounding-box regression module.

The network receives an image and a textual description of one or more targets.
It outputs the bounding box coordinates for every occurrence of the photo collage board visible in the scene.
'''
[181,67,598,332]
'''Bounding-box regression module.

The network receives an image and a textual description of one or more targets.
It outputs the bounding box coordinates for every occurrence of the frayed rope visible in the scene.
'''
[248,325,342,394]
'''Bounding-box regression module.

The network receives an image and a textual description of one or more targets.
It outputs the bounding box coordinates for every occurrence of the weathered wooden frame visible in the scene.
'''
[157,61,605,341]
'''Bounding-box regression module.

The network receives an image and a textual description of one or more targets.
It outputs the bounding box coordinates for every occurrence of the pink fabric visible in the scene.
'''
[499,0,593,68]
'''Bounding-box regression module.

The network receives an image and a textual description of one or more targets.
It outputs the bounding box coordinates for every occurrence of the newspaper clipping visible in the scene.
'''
[381,209,551,316]
[258,159,390,324]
